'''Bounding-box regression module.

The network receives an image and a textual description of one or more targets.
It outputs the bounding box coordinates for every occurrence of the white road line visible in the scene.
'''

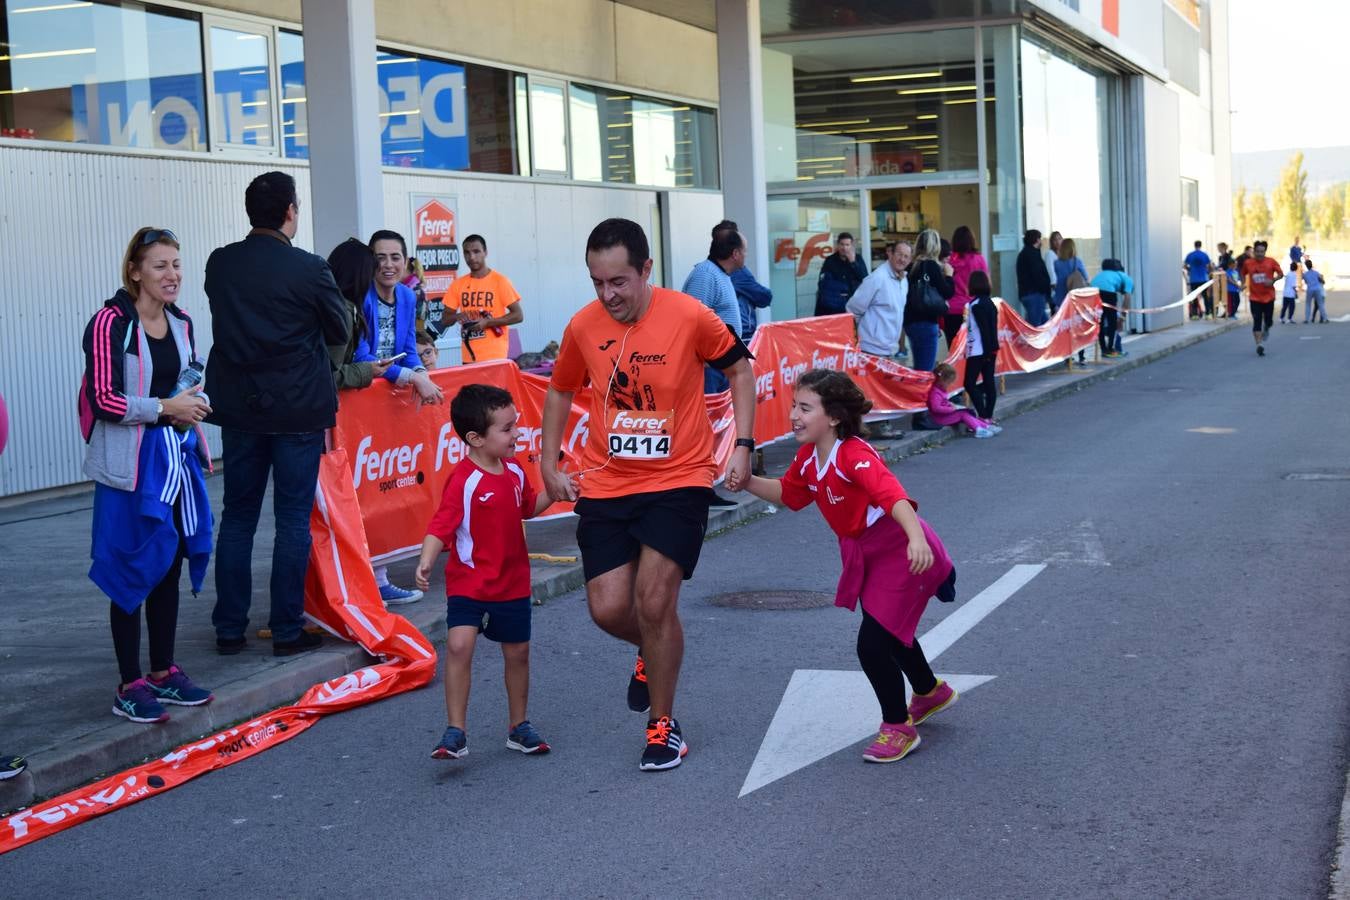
[919,563,1046,661]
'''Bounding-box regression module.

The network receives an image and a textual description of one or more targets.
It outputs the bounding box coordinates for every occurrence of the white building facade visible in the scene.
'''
[0,0,1230,497]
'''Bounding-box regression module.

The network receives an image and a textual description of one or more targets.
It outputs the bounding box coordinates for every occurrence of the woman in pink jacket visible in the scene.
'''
[944,225,989,348]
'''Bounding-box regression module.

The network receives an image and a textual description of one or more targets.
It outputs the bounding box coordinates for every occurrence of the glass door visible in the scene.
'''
[766,191,862,321]
[867,183,982,268]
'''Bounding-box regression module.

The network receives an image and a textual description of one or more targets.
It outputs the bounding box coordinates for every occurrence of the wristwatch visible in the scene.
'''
[734,437,755,452]
[155,399,164,418]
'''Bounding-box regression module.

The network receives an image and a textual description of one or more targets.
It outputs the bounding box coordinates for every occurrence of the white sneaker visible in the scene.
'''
[973,427,995,439]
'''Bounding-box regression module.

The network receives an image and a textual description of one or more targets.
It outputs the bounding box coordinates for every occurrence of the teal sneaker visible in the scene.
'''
[113,679,169,724]
[145,665,213,706]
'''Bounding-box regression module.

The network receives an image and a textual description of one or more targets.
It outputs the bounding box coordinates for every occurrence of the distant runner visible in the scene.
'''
[1241,240,1283,357]
[540,218,756,771]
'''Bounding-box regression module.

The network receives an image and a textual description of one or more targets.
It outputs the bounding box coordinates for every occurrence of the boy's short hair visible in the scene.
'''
[415,328,436,347]
[451,384,515,442]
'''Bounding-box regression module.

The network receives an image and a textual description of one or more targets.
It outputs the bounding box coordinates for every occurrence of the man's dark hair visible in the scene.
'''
[952,225,976,255]
[883,241,897,254]
[1254,240,1268,250]
[326,238,375,309]
[451,383,515,442]
[462,233,487,251]
[1102,258,1125,272]
[1024,229,1042,247]
[1194,240,1203,249]
[713,219,738,237]
[368,229,408,256]
[245,171,297,230]
[709,228,744,262]
[837,232,855,244]
[585,218,650,271]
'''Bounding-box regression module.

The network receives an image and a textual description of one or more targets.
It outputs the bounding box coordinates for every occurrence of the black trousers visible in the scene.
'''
[964,353,997,420]
[942,313,964,348]
[856,610,938,724]
[1099,303,1119,355]
[110,545,185,685]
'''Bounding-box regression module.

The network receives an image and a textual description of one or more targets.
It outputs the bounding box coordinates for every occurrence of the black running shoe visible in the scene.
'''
[0,755,27,781]
[627,655,650,713]
[273,630,323,657]
[1257,345,1266,356]
[639,717,687,771]
[936,566,957,603]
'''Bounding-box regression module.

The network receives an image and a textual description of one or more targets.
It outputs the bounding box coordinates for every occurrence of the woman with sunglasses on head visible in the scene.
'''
[80,227,215,724]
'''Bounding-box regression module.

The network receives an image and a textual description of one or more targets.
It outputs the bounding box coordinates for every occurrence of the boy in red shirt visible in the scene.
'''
[415,384,554,759]
[1241,240,1283,356]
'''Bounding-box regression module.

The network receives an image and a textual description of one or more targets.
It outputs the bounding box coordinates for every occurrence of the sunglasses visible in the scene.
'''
[140,228,179,245]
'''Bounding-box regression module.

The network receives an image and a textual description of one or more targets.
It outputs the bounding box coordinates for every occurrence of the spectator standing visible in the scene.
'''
[945,225,989,348]
[1090,258,1135,358]
[1183,240,1214,319]
[1043,231,1062,290]
[963,270,1000,422]
[713,219,773,340]
[1053,238,1089,312]
[681,226,744,394]
[325,238,386,391]
[1215,243,1239,318]
[405,256,431,335]
[1302,258,1327,323]
[1280,260,1301,323]
[903,229,954,372]
[205,171,351,657]
[1017,229,1052,326]
[1241,240,1283,356]
[1289,236,1304,267]
[446,234,524,363]
[84,226,215,722]
[814,232,869,316]
[847,240,909,358]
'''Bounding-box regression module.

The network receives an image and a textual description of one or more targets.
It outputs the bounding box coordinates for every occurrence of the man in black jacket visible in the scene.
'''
[1016,229,1052,326]
[205,171,352,658]
[814,232,869,316]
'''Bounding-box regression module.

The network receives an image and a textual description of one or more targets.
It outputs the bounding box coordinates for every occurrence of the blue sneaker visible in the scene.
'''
[506,720,551,755]
[113,679,169,724]
[380,583,423,605]
[431,726,468,760]
[145,665,213,707]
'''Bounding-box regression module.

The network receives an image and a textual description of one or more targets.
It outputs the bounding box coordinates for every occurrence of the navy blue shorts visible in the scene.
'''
[445,595,531,643]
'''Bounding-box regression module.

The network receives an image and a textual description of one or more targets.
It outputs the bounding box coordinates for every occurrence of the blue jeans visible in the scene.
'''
[212,429,325,643]
[904,321,941,372]
[1020,292,1048,327]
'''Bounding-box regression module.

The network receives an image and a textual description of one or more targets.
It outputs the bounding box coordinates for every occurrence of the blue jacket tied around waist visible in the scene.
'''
[90,426,214,613]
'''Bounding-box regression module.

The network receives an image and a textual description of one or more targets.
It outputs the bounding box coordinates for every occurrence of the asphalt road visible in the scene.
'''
[4,313,1349,897]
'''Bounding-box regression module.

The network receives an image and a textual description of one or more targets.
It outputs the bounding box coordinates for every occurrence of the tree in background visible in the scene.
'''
[1311,184,1345,240]
[1271,151,1309,244]
[1246,189,1273,238]
[1233,185,1249,242]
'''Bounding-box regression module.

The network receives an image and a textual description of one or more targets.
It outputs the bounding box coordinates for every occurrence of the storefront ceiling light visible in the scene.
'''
[942,97,996,105]
[922,168,936,173]
[9,2,92,12]
[0,47,94,61]
[281,120,294,127]
[796,175,815,181]
[607,122,632,128]
[916,114,938,120]
[849,70,942,83]
[856,138,882,144]
[282,97,307,105]
[238,69,267,76]
[377,56,415,65]
[676,140,692,145]
[799,118,870,128]
[607,95,631,100]
[242,124,270,132]
[379,109,421,118]
[897,85,975,95]
[895,133,938,140]
[286,132,306,139]
[799,156,845,163]
[850,124,909,134]
[234,33,264,40]
[240,100,269,108]
[608,154,626,160]
[814,169,846,175]
[914,144,939,150]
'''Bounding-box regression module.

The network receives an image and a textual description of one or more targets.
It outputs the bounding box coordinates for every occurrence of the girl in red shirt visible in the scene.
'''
[743,369,959,763]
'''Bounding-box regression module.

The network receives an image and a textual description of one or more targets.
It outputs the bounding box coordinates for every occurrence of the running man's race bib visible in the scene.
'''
[607,409,674,460]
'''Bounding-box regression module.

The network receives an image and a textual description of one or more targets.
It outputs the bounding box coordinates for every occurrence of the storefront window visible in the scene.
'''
[1020,35,1113,275]
[764,29,980,185]
[766,191,862,319]
[209,24,273,149]
[376,50,524,174]
[570,85,718,189]
[528,77,567,175]
[0,0,206,150]
[278,29,306,159]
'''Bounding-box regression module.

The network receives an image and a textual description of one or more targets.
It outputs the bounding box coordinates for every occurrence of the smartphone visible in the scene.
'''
[377,352,407,365]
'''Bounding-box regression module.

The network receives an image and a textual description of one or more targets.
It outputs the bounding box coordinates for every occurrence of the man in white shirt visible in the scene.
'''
[847,240,911,357]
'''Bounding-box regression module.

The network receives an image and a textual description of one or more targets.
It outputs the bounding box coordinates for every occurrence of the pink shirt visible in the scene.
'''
[948,251,989,316]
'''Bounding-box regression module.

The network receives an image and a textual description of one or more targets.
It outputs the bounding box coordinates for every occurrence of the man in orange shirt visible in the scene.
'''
[446,234,523,363]
[1241,240,1283,357]
[540,218,756,771]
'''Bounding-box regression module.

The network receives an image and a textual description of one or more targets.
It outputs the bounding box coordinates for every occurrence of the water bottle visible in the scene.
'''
[171,362,206,432]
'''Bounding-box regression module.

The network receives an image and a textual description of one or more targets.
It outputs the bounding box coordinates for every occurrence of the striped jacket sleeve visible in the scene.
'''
[83,308,158,424]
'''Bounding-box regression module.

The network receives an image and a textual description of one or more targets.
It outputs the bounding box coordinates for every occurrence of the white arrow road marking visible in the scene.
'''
[739,564,1045,798]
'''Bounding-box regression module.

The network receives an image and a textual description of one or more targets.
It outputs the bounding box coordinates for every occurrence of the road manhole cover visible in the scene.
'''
[708,590,834,610]
[1284,471,1350,481]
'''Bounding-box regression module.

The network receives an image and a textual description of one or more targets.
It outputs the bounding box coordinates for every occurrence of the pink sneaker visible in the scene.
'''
[908,679,958,725]
[862,721,920,763]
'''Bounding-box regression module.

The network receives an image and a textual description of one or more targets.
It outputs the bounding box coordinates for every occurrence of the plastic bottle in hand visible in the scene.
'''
[171,362,207,432]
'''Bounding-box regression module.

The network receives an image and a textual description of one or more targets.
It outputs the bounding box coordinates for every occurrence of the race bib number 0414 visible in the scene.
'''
[607,409,674,460]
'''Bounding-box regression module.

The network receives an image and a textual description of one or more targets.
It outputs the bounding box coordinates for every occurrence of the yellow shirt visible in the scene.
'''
[445,269,521,362]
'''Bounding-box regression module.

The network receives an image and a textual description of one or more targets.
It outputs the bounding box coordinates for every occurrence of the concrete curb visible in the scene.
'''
[1333,765,1350,899]
[0,320,1238,816]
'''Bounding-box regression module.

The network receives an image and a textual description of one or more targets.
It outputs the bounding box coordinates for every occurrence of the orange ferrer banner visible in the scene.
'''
[0,450,436,855]
[330,292,1102,561]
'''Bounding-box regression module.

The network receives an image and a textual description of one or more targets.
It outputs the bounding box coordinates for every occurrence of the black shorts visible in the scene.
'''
[574,487,714,582]
[445,595,531,643]
[1251,300,1274,332]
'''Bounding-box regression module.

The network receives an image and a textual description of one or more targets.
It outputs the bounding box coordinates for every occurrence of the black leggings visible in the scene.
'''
[964,353,997,420]
[1099,303,1119,355]
[856,610,938,724]
[1251,301,1274,334]
[110,544,185,685]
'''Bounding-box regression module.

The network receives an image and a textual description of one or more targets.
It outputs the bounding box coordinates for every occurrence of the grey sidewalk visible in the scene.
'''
[0,317,1239,814]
